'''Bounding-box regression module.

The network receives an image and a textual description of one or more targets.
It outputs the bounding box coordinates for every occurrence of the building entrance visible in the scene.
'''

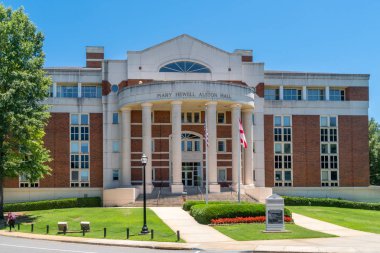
[182,162,201,186]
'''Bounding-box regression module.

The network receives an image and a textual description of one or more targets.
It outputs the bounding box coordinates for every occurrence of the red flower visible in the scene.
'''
[210,215,293,225]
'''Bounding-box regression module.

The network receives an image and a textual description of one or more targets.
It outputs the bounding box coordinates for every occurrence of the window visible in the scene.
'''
[112,112,119,124]
[217,168,227,182]
[181,112,201,123]
[112,169,120,181]
[57,85,78,98]
[159,61,211,73]
[330,89,345,101]
[112,141,120,153]
[217,112,226,123]
[218,140,226,152]
[71,114,79,125]
[181,133,201,152]
[81,114,89,125]
[307,88,325,101]
[264,88,280,100]
[82,86,99,98]
[283,88,302,100]
[19,175,39,188]
[70,113,90,188]
[111,84,119,93]
[320,116,339,187]
[273,115,293,187]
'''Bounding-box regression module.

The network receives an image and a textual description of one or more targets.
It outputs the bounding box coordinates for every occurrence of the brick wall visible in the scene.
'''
[89,113,103,187]
[264,115,274,187]
[292,115,321,186]
[339,115,370,186]
[345,87,369,101]
[255,83,264,98]
[40,113,70,187]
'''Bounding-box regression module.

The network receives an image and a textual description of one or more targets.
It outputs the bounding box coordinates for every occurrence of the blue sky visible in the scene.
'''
[2,0,379,121]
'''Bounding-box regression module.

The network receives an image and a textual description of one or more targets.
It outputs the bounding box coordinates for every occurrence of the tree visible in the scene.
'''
[0,5,51,219]
[369,118,380,185]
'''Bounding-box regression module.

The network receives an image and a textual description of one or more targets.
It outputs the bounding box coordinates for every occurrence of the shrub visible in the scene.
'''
[284,196,380,211]
[4,197,102,212]
[183,200,244,211]
[189,203,292,224]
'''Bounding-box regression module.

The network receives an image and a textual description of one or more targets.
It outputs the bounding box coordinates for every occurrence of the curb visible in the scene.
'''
[0,230,200,251]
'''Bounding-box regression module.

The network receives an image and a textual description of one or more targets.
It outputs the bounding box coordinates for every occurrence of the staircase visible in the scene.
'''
[126,187,257,207]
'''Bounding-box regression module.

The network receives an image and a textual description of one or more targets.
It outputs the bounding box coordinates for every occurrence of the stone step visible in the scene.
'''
[126,187,257,207]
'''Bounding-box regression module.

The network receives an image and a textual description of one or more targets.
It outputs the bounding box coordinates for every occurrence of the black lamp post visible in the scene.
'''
[140,153,149,234]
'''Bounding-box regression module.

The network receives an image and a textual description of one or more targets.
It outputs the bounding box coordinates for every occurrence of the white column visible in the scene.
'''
[142,102,153,193]
[279,86,284,100]
[171,101,183,193]
[206,101,220,193]
[302,86,307,100]
[121,107,131,186]
[231,104,242,190]
[243,108,254,186]
[325,86,330,101]
[78,82,82,98]
[53,82,57,97]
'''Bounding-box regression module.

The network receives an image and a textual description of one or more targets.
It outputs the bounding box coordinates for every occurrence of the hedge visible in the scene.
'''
[284,196,380,211]
[4,197,102,212]
[189,203,292,224]
[183,200,248,211]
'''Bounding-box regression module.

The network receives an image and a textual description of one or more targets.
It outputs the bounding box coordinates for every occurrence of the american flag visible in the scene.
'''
[239,119,247,149]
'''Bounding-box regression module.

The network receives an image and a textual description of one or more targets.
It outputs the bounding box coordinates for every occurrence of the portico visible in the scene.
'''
[118,80,255,193]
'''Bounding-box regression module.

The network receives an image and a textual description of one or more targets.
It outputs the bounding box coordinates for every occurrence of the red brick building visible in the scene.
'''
[4,35,371,203]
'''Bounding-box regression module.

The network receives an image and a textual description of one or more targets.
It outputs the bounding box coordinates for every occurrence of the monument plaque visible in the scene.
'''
[265,194,285,232]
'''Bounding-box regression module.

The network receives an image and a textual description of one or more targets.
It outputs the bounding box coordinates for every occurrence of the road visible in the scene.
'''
[0,235,240,253]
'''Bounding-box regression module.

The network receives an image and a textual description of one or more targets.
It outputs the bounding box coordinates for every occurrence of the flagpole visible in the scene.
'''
[238,140,241,203]
[205,108,209,204]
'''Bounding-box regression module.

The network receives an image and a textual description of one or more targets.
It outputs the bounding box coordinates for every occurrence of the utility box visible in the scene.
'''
[58,222,68,232]
[80,221,90,232]
[265,194,285,232]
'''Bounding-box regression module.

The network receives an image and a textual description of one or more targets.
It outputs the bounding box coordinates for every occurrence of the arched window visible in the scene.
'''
[181,133,201,152]
[159,61,211,73]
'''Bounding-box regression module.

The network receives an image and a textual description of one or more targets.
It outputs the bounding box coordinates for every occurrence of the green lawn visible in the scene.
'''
[288,206,380,234]
[2,208,182,242]
[214,223,335,241]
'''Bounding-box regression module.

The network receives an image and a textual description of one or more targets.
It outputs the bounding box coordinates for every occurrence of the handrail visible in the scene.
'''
[156,186,162,206]
[197,186,204,201]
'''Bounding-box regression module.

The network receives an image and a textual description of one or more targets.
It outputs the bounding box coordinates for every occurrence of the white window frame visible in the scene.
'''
[217,168,227,182]
[217,112,226,124]
[217,139,227,152]
[181,111,201,123]
[70,113,90,188]
[112,169,120,181]
[19,175,39,188]
[274,115,293,187]
[320,115,339,187]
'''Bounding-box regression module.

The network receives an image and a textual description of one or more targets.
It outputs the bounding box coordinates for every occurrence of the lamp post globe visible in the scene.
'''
[140,153,149,234]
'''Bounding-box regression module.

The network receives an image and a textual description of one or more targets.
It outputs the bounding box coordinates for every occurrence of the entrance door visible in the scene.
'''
[182,162,201,187]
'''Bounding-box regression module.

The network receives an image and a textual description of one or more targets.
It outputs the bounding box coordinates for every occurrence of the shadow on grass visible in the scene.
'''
[0,213,39,229]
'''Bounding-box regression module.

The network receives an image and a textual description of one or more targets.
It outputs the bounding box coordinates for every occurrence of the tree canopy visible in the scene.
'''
[369,118,380,185]
[0,4,51,219]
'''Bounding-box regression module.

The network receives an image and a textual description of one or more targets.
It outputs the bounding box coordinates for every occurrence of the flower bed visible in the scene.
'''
[211,215,293,225]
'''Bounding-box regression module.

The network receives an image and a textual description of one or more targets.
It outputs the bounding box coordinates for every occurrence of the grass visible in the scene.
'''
[2,208,182,242]
[214,223,335,241]
[288,206,380,234]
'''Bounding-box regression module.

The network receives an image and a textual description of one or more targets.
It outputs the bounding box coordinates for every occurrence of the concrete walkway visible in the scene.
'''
[150,207,234,243]
[292,213,372,237]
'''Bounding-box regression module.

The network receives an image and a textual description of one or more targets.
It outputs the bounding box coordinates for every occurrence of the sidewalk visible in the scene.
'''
[150,207,233,243]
